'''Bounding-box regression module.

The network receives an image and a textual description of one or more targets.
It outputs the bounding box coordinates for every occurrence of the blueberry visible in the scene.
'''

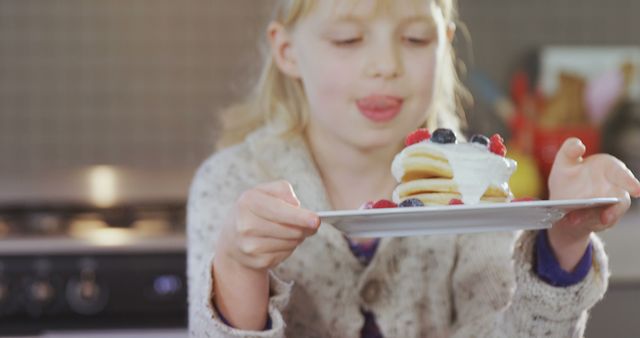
[399,198,425,207]
[470,134,489,147]
[430,128,457,144]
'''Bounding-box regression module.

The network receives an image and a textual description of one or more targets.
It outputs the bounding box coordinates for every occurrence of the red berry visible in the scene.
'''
[372,199,398,209]
[489,133,507,156]
[448,198,464,205]
[512,197,537,202]
[360,201,375,209]
[405,128,431,146]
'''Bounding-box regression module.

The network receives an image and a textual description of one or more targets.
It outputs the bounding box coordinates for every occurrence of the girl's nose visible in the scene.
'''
[365,40,403,79]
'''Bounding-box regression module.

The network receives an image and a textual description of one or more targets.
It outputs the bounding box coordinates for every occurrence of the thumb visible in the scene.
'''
[554,138,586,169]
[255,180,302,207]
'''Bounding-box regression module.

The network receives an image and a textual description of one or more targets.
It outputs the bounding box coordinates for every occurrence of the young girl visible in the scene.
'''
[187,0,640,337]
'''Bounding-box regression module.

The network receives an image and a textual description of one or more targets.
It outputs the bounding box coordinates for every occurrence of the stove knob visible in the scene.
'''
[0,278,22,317]
[66,273,108,315]
[0,279,8,303]
[24,279,56,317]
[27,280,55,304]
[0,278,14,316]
[23,275,63,317]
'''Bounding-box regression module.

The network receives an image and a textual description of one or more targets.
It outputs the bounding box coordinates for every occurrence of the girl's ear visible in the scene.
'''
[446,22,456,42]
[268,22,301,78]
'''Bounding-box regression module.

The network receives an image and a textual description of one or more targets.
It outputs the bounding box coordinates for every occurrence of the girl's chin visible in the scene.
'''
[348,132,403,151]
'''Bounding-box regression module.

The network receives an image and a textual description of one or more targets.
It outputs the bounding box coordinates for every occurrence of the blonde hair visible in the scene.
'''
[217,0,470,149]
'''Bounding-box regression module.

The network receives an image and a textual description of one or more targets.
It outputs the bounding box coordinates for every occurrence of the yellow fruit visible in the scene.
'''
[508,148,544,199]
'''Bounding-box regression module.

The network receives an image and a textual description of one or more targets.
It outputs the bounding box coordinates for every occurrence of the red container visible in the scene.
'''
[532,126,601,180]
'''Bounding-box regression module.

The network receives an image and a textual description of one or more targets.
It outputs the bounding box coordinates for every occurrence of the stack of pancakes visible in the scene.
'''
[391,142,515,206]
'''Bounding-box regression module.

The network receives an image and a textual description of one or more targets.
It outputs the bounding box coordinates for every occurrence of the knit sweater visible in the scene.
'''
[187,126,610,338]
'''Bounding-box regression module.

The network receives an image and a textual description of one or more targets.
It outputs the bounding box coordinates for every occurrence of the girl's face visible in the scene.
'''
[272,0,449,150]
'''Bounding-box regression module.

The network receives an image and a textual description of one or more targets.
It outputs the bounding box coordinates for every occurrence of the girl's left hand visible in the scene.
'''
[549,138,640,236]
[547,138,640,270]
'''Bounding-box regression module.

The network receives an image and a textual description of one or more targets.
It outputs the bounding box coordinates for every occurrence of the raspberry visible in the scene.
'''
[448,198,464,205]
[405,128,431,146]
[489,133,507,156]
[372,199,398,209]
[398,198,424,208]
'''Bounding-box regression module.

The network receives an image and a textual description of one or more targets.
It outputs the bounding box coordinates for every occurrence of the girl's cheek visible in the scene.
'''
[410,54,437,93]
[312,59,356,101]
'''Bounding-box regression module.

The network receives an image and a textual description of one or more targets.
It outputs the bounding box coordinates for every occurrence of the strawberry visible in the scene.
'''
[372,199,398,209]
[489,133,507,156]
[405,128,431,146]
[448,198,464,205]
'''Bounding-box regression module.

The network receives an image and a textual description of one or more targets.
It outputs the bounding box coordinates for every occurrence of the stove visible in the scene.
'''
[0,166,191,336]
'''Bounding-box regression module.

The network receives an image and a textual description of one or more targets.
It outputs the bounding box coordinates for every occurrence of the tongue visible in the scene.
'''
[361,96,398,109]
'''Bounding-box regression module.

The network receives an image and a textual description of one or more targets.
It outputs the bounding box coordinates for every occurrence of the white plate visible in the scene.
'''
[318,198,620,238]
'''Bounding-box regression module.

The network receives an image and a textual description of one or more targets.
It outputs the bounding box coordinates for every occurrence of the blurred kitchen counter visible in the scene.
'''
[4,329,187,338]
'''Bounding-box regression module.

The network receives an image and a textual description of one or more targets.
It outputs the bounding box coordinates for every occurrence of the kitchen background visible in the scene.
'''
[0,0,639,337]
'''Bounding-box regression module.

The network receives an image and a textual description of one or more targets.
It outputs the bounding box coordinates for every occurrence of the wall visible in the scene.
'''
[1,0,638,174]
[0,0,273,174]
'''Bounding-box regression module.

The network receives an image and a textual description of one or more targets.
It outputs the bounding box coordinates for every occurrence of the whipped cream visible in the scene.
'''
[391,142,517,205]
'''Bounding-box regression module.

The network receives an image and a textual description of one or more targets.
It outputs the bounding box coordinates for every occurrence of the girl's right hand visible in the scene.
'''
[211,180,319,329]
[216,180,320,272]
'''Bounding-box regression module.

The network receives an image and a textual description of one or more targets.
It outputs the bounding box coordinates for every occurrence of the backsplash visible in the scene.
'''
[0,0,274,173]
[0,0,638,174]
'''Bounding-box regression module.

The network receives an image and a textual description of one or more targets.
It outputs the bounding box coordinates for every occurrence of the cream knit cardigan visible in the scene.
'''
[187,126,609,338]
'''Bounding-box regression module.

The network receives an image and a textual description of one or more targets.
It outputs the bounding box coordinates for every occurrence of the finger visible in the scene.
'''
[605,161,640,195]
[601,191,631,226]
[255,180,301,207]
[239,214,316,240]
[247,251,298,271]
[554,138,586,169]
[622,169,640,198]
[238,237,300,256]
[560,208,604,229]
[241,190,319,229]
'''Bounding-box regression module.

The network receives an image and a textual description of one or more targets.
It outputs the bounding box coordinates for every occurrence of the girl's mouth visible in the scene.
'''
[356,95,404,122]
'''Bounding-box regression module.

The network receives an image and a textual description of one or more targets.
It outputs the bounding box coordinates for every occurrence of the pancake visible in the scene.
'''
[392,179,511,205]
[393,178,510,199]
[399,157,453,181]
[396,193,509,206]
[391,131,517,205]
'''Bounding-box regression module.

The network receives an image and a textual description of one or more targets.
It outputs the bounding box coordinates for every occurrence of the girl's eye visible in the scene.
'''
[332,37,363,46]
[403,37,430,45]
